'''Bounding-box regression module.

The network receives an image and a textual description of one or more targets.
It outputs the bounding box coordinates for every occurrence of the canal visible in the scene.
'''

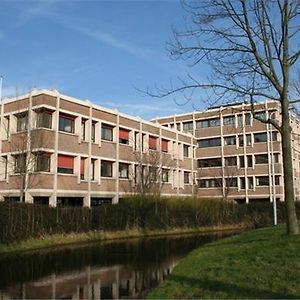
[0,231,237,299]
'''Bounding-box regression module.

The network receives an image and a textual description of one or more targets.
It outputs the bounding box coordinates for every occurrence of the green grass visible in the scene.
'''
[148,225,300,299]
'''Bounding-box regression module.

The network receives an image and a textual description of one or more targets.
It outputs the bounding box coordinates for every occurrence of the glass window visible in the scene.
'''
[90,159,96,181]
[254,111,266,120]
[184,172,190,184]
[255,154,268,164]
[176,123,181,131]
[224,136,236,146]
[59,114,75,134]
[101,160,113,177]
[225,177,237,187]
[2,156,7,179]
[196,118,220,128]
[238,135,244,147]
[254,132,268,143]
[198,138,221,148]
[248,177,254,189]
[198,158,222,168]
[238,115,243,126]
[119,163,129,179]
[239,156,245,168]
[101,124,113,141]
[35,153,50,172]
[240,177,246,189]
[246,134,252,146]
[225,156,237,166]
[162,169,169,182]
[57,155,74,174]
[247,155,253,167]
[245,113,251,125]
[183,121,193,132]
[256,176,269,186]
[119,128,130,145]
[183,145,189,157]
[81,120,86,141]
[149,136,157,150]
[91,122,96,142]
[14,154,26,173]
[36,111,52,129]
[199,178,222,188]
[223,115,235,126]
[16,112,28,132]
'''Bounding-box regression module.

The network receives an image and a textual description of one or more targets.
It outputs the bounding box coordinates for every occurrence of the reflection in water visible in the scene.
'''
[0,231,236,299]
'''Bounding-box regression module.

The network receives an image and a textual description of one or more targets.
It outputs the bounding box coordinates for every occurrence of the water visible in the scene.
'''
[0,231,237,299]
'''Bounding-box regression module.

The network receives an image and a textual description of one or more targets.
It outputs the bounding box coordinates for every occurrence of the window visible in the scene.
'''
[225,178,238,187]
[35,153,50,172]
[254,132,267,143]
[119,128,130,145]
[225,156,237,166]
[272,153,279,163]
[246,134,252,146]
[2,156,7,179]
[80,158,85,180]
[183,145,189,157]
[16,112,28,132]
[238,115,243,126]
[149,136,157,150]
[176,123,181,131]
[247,155,253,168]
[134,132,139,151]
[255,154,268,164]
[161,139,168,152]
[149,167,158,181]
[183,121,193,132]
[199,178,222,188]
[81,120,86,141]
[102,124,114,141]
[59,114,75,133]
[36,110,52,129]
[57,155,74,174]
[248,177,254,189]
[240,177,246,189]
[239,156,245,168]
[184,172,190,184]
[198,138,221,148]
[91,159,96,181]
[14,154,26,173]
[256,176,269,186]
[270,131,278,141]
[101,160,113,177]
[91,122,96,142]
[223,115,235,126]
[245,113,251,125]
[238,135,244,147]
[254,111,266,120]
[119,163,129,179]
[162,169,169,182]
[224,136,236,146]
[197,118,220,128]
[198,158,222,168]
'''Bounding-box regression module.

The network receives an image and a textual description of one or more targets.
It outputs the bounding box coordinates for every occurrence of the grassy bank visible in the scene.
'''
[0,224,246,256]
[148,225,300,299]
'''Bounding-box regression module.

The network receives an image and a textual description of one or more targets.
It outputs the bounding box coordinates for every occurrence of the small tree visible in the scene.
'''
[146,0,300,235]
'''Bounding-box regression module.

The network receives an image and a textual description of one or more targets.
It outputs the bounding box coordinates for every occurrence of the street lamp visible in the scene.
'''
[269,111,277,226]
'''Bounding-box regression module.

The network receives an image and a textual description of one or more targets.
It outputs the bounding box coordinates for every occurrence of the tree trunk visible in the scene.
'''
[281,98,299,235]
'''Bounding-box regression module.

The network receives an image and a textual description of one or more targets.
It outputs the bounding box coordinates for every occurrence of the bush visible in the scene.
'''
[0,196,293,244]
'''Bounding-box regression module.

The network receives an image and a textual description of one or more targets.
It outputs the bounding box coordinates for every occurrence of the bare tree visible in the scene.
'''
[146,0,300,235]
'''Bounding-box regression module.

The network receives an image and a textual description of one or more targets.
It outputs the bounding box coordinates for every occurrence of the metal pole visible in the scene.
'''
[270,112,277,225]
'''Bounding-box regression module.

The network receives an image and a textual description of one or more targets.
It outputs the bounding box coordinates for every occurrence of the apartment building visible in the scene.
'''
[0,89,196,207]
[153,101,300,203]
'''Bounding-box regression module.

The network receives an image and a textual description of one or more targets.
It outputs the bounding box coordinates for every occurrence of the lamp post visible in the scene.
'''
[269,111,277,226]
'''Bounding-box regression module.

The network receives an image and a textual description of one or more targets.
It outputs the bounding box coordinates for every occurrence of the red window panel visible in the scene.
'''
[119,128,130,140]
[149,136,157,150]
[161,139,168,152]
[80,158,85,175]
[57,155,74,169]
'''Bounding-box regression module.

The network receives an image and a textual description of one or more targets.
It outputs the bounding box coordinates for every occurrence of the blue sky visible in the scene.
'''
[0,0,207,120]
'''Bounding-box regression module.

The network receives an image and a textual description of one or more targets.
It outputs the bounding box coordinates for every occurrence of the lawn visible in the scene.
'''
[148,225,300,299]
